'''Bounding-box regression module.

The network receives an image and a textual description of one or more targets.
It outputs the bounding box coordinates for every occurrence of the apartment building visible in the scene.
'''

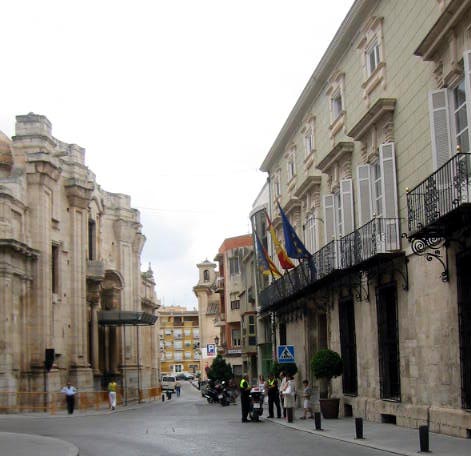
[0,113,160,408]
[159,306,200,376]
[256,0,471,437]
[213,235,253,380]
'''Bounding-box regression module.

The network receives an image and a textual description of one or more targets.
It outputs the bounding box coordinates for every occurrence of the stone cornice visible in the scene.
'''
[294,175,322,199]
[414,0,471,60]
[348,98,396,140]
[317,142,354,173]
[283,197,301,217]
[64,178,94,208]
[27,153,61,182]
[260,0,378,172]
[0,239,39,258]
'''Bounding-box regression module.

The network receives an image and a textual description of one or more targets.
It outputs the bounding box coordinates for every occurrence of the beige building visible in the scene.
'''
[0,113,160,409]
[256,0,471,437]
[159,306,200,376]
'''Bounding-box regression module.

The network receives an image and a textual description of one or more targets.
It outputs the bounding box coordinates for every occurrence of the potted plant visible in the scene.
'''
[311,349,343,419]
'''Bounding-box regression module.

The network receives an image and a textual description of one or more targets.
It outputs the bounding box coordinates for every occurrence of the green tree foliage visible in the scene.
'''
[207,355,233,382]
[311,349,343,381]
[270,361,298,377]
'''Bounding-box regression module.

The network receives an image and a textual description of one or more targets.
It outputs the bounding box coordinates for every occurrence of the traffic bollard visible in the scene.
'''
[166,391,171,400]
[161,394,165,402]
[355,417,364,439]
[314,411,322,430]
[419,425,430,452]
[287,407,293,423]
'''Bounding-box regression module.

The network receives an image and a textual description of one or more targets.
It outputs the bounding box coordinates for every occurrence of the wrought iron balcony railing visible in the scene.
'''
[259,218,401,312]
[339,218,400,268]
[406,152,471,236]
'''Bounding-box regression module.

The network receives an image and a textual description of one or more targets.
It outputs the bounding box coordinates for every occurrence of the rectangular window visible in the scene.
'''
[185,352,191,359]
[174,329,182,339]
[366,42,380,76]
[232,329,241,347]
[174,352,183,362]
[332,91,343,119]
[279,322,287,346]
[376,283,400,400]
[173,317,182,326]
[373,161,383,217]
[304,131,313,157]
[88,219,96,261]
[184,329,191,337]
[229,257,240,275]
[453,79,470,154]
[230,300,240,310]
[174,364,183,373]
[51,244,59,294]
[287,151,296,181]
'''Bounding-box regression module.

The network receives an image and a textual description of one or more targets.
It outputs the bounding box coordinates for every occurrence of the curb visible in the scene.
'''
[265,418,418,456]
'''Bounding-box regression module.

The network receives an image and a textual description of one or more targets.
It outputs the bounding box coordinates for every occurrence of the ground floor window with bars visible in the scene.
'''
[457,250,471,409]
[376,282,400,400]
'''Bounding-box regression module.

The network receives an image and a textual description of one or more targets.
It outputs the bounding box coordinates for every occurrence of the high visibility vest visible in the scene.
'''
[240,379,249,390]
[268,378,275,387]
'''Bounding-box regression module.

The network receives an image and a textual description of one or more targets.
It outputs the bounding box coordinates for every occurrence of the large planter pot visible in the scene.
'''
[319,398,340,419]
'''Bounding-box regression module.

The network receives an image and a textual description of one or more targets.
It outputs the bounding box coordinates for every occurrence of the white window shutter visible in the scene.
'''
[323,194,336,244]
[357,164,372,226]
[463,50,471,151]
[340,179,354,235]
[379,143,398,219]
[428,89,451,169]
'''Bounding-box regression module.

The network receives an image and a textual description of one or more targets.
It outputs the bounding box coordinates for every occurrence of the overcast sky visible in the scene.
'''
[1,0,353,310]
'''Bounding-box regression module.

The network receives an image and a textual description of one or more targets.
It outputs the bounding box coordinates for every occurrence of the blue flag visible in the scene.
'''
[277,202,311,259]
[254,232,281,277]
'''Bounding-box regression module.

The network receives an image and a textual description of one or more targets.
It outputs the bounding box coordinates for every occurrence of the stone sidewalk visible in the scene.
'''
[265,408,470,456]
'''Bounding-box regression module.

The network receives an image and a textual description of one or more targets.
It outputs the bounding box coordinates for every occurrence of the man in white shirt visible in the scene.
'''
[61,382,77,414]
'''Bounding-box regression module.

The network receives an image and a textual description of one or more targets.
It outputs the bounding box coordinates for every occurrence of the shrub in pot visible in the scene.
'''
[311,349,343,419]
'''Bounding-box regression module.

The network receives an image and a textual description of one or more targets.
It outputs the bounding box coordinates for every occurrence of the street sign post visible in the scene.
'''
[206,343,216,357]
[277,345,295,363]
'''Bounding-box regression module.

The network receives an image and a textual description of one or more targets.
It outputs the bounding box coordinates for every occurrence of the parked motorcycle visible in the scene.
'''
[249,387,264,421]
[218,381,231,406]
[204,382,220,403]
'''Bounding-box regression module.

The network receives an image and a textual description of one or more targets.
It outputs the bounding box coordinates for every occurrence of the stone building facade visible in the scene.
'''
[0,113,160,408]
[256,0,471,437]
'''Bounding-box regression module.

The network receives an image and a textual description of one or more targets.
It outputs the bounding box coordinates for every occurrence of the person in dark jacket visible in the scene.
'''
[265,373,281,418]
[239,374,251,422]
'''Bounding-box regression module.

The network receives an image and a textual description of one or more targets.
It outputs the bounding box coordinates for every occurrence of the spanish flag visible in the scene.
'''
[254,232,281,278]
[265,210,295,270]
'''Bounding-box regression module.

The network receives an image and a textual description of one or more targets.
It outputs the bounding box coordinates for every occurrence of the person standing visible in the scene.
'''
[265,373,281,418]
[175,380,181,397]
[61,381,77,415]
[108,378,117,410]
[282,374,296,422]
[300,379,314,419]
[279,371,288,418]
[239,374,251,422]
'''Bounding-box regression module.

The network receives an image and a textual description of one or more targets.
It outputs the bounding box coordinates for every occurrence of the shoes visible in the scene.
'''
[309,416,314,419]
[267,415,274,418]
[277,416,282,419]
[300,417,306,420]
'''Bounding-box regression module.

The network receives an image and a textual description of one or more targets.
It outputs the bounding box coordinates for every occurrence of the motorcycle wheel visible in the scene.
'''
[207,397,213,404]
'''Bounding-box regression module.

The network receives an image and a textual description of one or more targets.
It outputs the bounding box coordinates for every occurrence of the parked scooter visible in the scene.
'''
[204,381,220,403]
[249,387,264,421]
[218,381,231,406]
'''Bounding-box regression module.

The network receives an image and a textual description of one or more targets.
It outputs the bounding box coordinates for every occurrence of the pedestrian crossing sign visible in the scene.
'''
[277,345,295,363]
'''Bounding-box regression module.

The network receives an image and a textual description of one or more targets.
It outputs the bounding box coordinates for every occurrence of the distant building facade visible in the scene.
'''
[0,113,159,409]
[193,260,220,378]
[159,306,200,376]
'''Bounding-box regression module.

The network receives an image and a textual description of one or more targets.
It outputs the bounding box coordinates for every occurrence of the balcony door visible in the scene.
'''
[339,297,358,395]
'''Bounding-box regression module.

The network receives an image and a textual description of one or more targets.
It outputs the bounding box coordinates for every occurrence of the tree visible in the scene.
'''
[311,349,343,397]
[207,355,233,382]
[270,361,298,378]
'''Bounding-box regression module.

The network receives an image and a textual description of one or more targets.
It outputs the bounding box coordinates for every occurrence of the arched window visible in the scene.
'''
[203,270,210,282]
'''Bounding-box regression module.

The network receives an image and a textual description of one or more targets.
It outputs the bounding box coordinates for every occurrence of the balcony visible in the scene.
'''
[86,260,105,281]
[215,277,224,293]
[259,218,401,312]
[406,153,471,239]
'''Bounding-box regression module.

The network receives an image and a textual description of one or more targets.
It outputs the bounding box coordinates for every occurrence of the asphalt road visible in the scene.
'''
[0,383,399,456]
